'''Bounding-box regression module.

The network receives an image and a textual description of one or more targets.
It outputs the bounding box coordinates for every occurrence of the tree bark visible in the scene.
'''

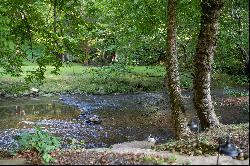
[166,0,190,139]
[193,0,224,130]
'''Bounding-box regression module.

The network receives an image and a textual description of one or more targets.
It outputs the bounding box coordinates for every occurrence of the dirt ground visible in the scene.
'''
[52,141,249,165]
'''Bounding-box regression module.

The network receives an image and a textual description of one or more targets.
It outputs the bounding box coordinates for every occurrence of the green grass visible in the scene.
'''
[0,63,165,95]
[0,62,248,95]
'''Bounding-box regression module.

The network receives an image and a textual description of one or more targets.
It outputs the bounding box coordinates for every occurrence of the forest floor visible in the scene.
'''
[52,138,249,165]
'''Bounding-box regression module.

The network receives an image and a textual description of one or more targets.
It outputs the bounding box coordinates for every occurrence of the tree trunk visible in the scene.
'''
[166,0,190,139]
[193,0,224,130]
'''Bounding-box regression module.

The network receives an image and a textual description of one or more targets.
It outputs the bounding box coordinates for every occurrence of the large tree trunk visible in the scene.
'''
[166,0,190,139]
[193,0,224,130]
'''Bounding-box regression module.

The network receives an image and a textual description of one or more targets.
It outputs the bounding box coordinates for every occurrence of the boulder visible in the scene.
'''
[89,115,102,124]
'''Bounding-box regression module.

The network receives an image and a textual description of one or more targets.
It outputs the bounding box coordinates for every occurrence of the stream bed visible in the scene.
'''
[0,89,249,151]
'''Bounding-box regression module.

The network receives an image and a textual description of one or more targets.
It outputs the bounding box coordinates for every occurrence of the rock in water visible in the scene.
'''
[89,115,102,124]
[147,134,156,144]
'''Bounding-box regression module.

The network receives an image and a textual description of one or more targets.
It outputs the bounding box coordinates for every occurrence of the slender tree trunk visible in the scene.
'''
[166,0,190,139]
[193,0,224,130]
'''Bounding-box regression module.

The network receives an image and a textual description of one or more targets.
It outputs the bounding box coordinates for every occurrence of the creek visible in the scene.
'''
[0,89,248,151]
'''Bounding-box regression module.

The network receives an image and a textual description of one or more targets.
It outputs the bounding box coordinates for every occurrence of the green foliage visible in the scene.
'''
[16,127,61,164]
[212,73,248,88]
[0,80,29,95]
[216,0,249,76]
[0,0,249,84]
[89,62,131,78]
[180,72,192,89]
[167,155,177,164]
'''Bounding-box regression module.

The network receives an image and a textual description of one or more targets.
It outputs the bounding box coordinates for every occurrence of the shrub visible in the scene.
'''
[16,127,61,164]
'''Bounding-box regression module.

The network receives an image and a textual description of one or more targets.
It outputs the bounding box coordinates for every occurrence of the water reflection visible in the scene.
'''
[0,94,175,151]
[0,102,81,129]
[15,105,26,116]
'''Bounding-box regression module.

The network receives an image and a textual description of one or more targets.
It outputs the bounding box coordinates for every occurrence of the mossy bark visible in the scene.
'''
[193,0,224,130]
[166,0,190,139]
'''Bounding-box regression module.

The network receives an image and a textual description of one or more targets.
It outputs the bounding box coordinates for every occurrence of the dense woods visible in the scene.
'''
[0,0,248,77]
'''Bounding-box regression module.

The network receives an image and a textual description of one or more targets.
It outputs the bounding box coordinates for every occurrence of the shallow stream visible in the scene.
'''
[0,89,248,151]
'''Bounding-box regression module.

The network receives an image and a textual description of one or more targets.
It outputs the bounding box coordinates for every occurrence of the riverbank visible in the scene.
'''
[0,63,248,97]
[53,123,249,165]
[1,123,248,165]
[53,130,249,165]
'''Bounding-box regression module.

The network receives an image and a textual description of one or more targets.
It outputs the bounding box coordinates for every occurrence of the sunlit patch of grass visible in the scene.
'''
[0,64,166,95]
[0,63,249,95]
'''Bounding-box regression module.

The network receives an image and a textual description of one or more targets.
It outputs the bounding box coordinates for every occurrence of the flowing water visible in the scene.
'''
[0,89,248,151]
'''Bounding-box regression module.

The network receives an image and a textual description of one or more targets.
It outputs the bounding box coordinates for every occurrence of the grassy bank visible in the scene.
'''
[0,62,248,96]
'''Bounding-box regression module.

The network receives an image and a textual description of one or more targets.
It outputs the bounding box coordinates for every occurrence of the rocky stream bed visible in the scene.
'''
[0,88,249,165]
